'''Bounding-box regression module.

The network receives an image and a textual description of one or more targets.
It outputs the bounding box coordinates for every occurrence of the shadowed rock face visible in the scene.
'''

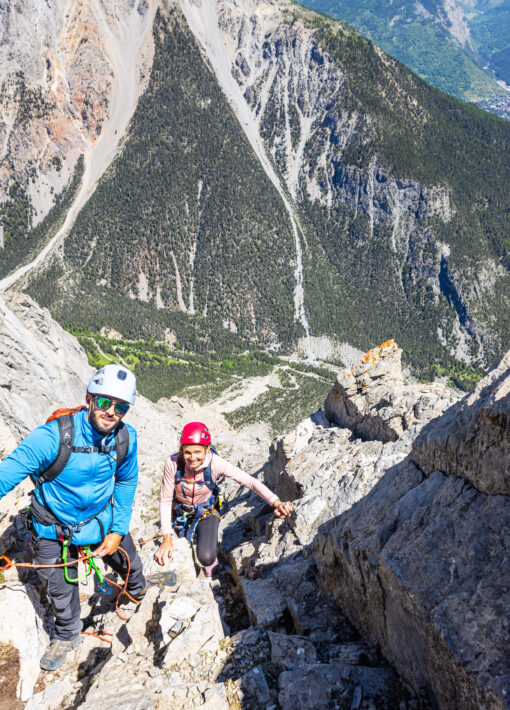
[313,348,510,710]
[412,350,510,495]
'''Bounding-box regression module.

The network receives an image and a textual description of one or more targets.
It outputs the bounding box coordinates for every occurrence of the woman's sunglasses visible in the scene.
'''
[95,396,130,416]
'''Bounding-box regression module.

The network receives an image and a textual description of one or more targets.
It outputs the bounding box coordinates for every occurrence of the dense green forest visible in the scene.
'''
[281,6,510,379]
[28,8,298,348]
[0,156,83,279]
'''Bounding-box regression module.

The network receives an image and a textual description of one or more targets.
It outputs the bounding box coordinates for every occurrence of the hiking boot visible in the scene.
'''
[40,636,82,671]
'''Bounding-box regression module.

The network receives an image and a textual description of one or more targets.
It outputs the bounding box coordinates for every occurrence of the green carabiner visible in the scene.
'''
[63,541,92,584]
[88,555,105,584]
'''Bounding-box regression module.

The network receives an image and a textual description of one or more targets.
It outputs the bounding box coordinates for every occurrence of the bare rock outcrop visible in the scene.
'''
[325,339,458,442]
[0,291,91,442]
[216,343,466,709]
[312,349,510,709]
[412,350,510,495]
[0,0,156,225]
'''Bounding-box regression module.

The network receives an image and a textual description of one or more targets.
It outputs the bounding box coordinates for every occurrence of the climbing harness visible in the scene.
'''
[173,446,224,542]
[27,493,114,546]
[0,533,167,645]
[173,502,221,542]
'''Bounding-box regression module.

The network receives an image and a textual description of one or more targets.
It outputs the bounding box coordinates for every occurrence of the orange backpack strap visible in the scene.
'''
[32,407,87,486]
[46,405,87,424]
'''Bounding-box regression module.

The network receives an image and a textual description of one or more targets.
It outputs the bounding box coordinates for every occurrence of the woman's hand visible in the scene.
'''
[155,534,174,566]
[272,499,293,517]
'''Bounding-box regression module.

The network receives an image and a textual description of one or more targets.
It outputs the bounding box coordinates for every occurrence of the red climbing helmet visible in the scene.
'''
[180,422,211,446]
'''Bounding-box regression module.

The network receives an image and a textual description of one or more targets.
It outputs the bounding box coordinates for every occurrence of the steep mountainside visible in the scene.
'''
[297,0,510,106]
[25,7,299,349]
[0,0,156,280]
[0,0,509,381]
[471,1,510,82]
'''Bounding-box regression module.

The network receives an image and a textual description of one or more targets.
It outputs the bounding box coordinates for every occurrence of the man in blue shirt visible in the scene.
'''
[0,364,146,671]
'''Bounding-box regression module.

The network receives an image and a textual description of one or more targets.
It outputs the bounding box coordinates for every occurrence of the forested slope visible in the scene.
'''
[23,0,510,382]
[27,8,298,350]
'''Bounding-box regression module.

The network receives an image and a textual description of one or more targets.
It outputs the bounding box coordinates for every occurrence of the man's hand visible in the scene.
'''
[93,532,122,557]
[273,499,293,517]
[155,534,174,566]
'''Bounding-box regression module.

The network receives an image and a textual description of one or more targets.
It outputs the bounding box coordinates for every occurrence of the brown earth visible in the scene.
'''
[0,644,22,710]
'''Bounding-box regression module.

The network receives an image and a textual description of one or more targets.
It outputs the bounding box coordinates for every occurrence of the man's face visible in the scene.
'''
[86,393,129,435]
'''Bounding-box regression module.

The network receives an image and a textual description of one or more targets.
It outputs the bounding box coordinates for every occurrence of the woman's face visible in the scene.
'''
[182,444,209,471]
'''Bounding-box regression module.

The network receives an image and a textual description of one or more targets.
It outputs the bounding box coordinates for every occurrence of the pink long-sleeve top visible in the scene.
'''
[159,451,278,535]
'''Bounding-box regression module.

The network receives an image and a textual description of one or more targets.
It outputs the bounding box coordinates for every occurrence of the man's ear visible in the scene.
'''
[86,393,92,406]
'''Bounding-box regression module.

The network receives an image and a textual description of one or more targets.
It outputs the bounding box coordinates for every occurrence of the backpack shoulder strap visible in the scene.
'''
[35,415,75,486]
[114,422,129,471]
[203,452,219,493]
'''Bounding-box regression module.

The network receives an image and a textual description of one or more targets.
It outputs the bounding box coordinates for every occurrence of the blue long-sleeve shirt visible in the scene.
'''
[0,409,138,545]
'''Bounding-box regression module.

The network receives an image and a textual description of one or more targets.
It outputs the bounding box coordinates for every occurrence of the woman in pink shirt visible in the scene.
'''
[155,422,292,577]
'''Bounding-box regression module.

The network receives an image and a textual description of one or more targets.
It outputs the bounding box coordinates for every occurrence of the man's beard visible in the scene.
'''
[88,408,118,436]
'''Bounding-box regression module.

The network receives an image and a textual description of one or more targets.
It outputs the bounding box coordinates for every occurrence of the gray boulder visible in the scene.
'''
[278,662,399,710]
[412,350,510,495]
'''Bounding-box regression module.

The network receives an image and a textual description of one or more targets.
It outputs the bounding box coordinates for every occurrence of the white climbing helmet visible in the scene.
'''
[87,364,137,405]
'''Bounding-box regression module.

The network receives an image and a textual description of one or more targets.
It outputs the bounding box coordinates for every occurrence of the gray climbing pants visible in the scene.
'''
[32,533,146,640]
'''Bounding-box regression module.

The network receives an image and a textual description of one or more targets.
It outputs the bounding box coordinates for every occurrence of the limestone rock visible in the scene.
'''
[0,292,91,442]
[163,606,217,666]
[239,576,287,628]
[240,666,271,705]
[24,678,74,710]
[325,340,458,443]
[202,683,229,709]
[278,662,398,710]
[313,458,510,709]
[161,595,201,624]
[412,350,510,495]
[0,583,49,701]
[268,631,317,669]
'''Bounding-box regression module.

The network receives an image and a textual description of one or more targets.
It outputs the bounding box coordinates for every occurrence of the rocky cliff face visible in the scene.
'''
[312,348,510,709]
[224,337,510,709]
[1,294,509,709]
